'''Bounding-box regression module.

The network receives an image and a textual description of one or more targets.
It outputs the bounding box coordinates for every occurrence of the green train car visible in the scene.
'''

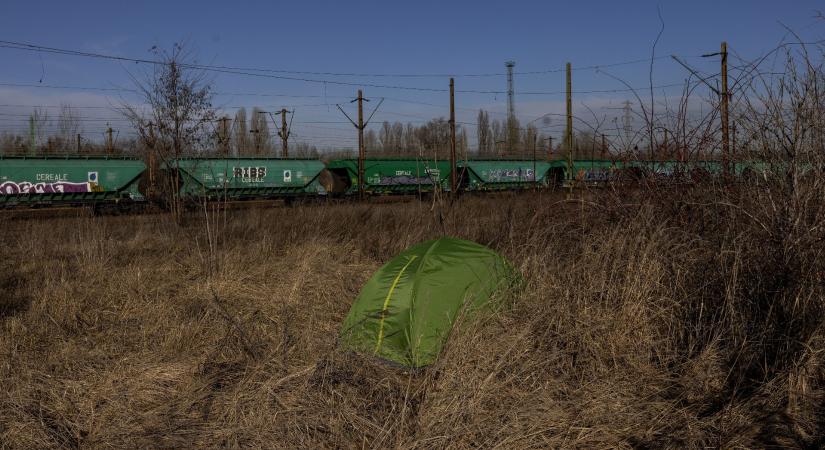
[162,157,327,201]
[458,160,565,190]
[322,158,772,195]
[324,158,576,194]
[0,154,781,210]
[0,156,145,208]
[324,158,452,195]
[565,159,770,184]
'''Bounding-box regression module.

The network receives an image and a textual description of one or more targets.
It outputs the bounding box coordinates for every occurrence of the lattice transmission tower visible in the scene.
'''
[505,60,517,154]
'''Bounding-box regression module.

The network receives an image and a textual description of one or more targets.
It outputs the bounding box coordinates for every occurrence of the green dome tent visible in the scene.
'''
[339,237,516,368]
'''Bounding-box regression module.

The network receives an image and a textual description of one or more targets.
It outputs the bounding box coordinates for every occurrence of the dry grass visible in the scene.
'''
[1,184,824,448]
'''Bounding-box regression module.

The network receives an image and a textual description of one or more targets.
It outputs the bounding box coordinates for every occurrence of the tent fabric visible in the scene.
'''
[339,237,515,367]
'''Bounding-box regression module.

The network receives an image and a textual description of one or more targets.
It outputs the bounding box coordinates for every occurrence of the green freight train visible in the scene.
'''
[0,156,145,208]
[161,158,327,201]
[0,155,781,209]
[324,158,570,194]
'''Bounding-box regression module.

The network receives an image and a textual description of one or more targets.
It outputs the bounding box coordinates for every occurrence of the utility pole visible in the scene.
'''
[505,61,516,155]
[279,108,290,157]
[106,125,113,155]
[720,41,730,178]
[337,91,383,199]
[547,136,553,161]
[565,62,573,185]
[76,134,81,153]
[449,78,457,195]
[357,91,364,198]
[674,49,732,169]
[148,122,156,198]
[261,109,291,157]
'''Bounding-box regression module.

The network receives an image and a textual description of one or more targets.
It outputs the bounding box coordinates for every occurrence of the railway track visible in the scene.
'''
[0,194,420,221]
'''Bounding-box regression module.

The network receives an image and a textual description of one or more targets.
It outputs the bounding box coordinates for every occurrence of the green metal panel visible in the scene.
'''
[459,160,556,190]
[164,158,326,199]
[562,159,780,183]
[567,159,626,183]
[325,158,452,194]
[0,156,145,205]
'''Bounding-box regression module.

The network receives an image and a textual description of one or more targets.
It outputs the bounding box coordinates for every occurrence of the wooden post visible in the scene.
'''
[547,136,553,161]
[449,78,457,195]
[357,90,365,200]
[721,41,730,178]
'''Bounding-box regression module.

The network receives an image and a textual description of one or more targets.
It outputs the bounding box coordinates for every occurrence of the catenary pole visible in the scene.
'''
[449,78,457,195]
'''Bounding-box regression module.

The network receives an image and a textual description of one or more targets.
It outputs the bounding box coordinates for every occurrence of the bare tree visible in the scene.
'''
[292,142,319,158]
[250,107,271,156]
[522,123,539,158]
[25,108,49,154]
[0,132,25,155]
[121,43,216,218]
[364,129,379,151]
[216,115,231,156]
[56,104,81,152]
[459,127,468,159]
[416,118,450,158]
[233,107,248,156]
[491,119,504,156]
[404,123,418,153]
[379,121,393,154]
[391,122,404,154]
[477,110,491,156]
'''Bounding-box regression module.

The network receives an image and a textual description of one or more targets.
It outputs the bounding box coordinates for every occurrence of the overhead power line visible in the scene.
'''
[0,78,691,99]
[0,82,357,102]
[0,39,695,95]
[0,39,695,79]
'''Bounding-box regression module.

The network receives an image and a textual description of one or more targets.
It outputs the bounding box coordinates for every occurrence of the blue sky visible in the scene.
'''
[1,0,823,147]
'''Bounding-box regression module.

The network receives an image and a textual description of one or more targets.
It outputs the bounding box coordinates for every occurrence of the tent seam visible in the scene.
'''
[374,254,418,354]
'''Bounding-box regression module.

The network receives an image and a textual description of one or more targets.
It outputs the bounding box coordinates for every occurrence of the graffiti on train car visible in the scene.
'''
[375,175,437,185]
[232,166,268,183]
[487,168,535,181]
[373,169,440,186]
[576,168,616,182]
[0,180,92,194]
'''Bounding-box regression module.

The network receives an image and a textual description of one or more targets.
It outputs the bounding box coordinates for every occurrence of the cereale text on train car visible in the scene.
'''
[36,173,69,181]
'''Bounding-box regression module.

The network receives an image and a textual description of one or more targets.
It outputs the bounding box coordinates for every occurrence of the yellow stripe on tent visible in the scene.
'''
[374,255,418,354]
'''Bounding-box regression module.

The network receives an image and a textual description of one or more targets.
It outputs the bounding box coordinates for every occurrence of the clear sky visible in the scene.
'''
[1,0,823,148]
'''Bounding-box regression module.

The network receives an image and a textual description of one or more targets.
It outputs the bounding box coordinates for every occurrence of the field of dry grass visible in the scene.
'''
[1,184,824,448]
